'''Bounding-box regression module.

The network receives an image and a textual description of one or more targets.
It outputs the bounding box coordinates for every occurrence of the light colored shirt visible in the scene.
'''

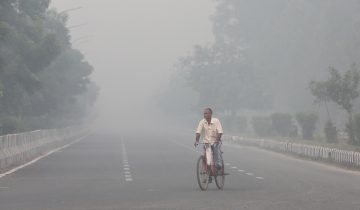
[196,117,223,144]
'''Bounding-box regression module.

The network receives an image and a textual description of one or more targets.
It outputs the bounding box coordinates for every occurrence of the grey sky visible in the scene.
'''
[50,0,215,124]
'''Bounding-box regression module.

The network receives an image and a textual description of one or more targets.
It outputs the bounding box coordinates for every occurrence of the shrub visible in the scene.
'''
[252,116,272,137]
[271,113,292,137]
[295,112,318,140]
[222,115,247,133]
[233,115,248,133]
[0,116,25,135]
[352,113,360,145]
[324,120,337,143]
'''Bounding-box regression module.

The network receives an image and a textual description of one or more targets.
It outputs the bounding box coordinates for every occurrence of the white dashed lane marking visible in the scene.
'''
[122,139,133,182]
[168,141,265,182]
[224,163,264,180]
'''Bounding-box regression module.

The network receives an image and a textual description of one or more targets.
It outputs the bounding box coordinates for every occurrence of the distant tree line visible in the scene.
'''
[159,0,360,147]
[0,0,98,134]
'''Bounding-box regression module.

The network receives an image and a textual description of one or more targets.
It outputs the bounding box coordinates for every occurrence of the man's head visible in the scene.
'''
[203,108,213,121]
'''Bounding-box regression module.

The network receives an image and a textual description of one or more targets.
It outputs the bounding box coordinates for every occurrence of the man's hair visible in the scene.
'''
[204,107,213,114]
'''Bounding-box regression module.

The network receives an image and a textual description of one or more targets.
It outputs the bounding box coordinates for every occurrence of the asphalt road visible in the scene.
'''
[1,131,360,210]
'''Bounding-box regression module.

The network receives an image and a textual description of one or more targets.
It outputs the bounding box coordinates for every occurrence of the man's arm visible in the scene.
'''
[216,133,222,142]
[216,119,223,142]
[195,133,201,146]
[194,121,203,146]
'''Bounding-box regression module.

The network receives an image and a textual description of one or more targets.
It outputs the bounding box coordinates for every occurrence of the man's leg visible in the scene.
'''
[205,144,213,183]
[205,145,213,166]
[213,143,223,170]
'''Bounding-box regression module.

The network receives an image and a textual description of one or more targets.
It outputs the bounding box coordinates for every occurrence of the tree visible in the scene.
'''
[211,0,360,112]
[0,1,98,133]
[177,43,269,114]
[310,65,360,145]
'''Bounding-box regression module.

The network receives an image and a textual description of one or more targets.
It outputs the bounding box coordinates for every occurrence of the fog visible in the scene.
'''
[50,0,215,132]
[2,2,360,208]
[50,1,360,140]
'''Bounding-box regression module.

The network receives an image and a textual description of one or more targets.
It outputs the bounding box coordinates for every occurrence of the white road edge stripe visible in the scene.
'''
[0,133,90,179]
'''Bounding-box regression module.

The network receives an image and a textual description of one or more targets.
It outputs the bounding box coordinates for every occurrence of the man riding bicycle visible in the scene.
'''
[194,108,223,183]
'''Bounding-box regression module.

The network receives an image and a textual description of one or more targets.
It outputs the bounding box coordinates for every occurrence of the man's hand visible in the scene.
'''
[194,141,199,147]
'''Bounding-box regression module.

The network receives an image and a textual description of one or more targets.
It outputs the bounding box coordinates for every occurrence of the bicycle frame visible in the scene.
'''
[197,143,221,176]
[195,142,225,191]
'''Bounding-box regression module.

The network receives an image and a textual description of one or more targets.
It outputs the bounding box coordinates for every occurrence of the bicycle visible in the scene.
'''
[195,142,227,191]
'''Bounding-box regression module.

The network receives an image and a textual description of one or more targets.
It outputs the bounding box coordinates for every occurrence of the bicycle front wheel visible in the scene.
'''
[215,160,225,190]
[196,155,209,191]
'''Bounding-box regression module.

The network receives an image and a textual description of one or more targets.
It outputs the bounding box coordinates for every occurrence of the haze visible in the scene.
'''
[51,0,215,131]
[2,1,360,209]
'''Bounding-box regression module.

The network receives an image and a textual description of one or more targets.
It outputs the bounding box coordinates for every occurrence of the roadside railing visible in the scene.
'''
[224,135,360,168]
[0,126,88,174]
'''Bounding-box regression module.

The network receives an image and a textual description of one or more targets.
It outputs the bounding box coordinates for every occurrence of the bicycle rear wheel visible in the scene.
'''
[196,155,209,191]
[215,160,225,190]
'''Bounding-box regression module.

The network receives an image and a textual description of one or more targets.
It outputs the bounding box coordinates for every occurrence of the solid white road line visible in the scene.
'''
[256,177,264,180]
[0,134,89,179]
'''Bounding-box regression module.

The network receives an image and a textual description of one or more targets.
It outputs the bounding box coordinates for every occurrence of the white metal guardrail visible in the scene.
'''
[0,126,88,173]
[225,135,360,168]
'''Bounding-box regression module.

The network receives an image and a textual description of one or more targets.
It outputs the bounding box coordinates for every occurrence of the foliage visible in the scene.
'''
[252,116,273,137]
[310,66,360,144]
[295,112,318,140]
[211,0,360,112]
[271,113,293,137]
[176,43,269,113]
[222,115,247,133]
[351,113,360,145]
[0,116,26,134]
[0,1,98,133]
[324,120,337,144]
